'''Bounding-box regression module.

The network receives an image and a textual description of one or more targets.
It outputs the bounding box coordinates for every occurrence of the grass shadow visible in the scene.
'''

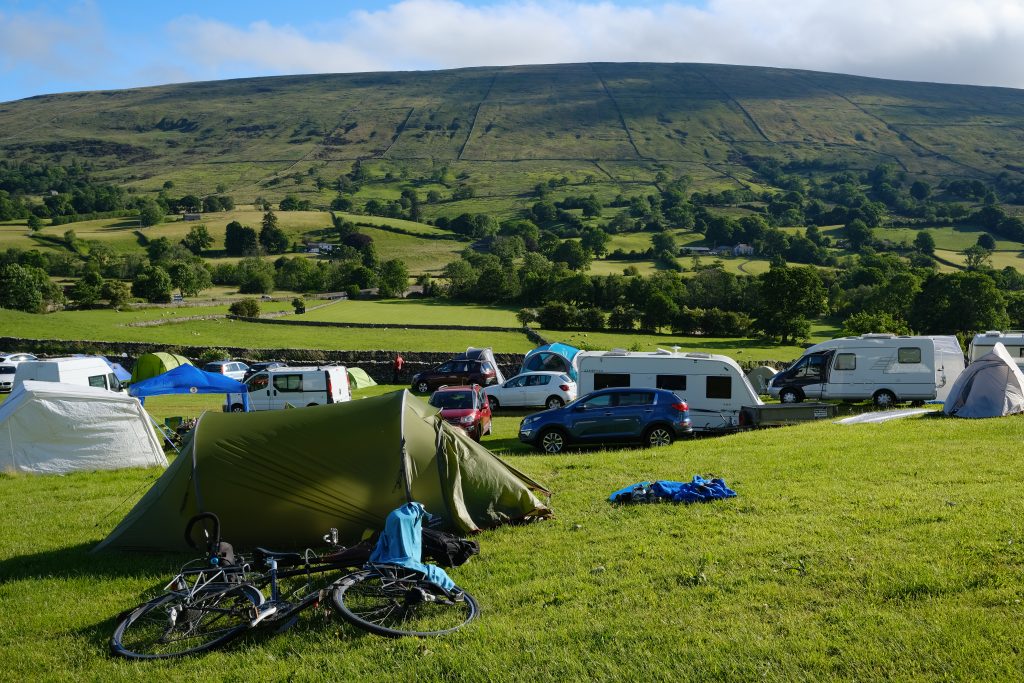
[0,542,190,586]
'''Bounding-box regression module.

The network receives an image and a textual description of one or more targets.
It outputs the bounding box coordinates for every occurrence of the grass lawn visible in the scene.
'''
[300,299,521,327]
[2,395,1024,679]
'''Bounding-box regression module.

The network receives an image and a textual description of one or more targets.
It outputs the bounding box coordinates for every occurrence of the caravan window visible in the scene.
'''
[593,373,630,390]
[834,353,856,371]
[898,347,922,364]
[88,374,107,388]
[273,374,302,392]
[706,376,732,399]
[656,375,686,390]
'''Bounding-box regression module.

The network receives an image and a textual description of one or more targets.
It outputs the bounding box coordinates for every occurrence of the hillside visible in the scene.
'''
[2,62,1024,214]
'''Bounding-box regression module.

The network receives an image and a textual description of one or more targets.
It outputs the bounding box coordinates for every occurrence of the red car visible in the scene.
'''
[428,385,493,441]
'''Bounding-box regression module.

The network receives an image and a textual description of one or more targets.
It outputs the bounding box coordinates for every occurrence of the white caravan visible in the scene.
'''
[576,349,763,432]
[226,365,351,411]
[767,334,965,406]
[13,357,123,393]
[969,331,1024,368]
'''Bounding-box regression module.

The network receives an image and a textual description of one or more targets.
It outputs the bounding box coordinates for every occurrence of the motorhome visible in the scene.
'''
[225,365,350,411]
[12,357,123,393]
[767,334,965,406]
[969,331,1024,368]
[575,349,763,432]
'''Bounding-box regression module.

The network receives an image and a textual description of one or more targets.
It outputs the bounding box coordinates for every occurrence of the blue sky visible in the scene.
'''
[2,0,1023,103]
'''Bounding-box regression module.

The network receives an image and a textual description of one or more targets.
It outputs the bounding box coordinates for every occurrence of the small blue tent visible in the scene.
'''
[520,343,581,380]
[129,364,250,411]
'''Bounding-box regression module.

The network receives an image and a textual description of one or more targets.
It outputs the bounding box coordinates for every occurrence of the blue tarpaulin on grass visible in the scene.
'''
[609,476,737,504]
[369,502,455,591]
[128,364,250,411]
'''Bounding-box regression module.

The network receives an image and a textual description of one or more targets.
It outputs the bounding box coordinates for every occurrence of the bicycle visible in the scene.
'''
[110,512,478,659]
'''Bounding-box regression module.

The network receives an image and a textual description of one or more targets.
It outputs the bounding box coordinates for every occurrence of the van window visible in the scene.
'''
[706,376,732,399]
[248,374,269,391]
[273,374,302,392]
[107,373,121,391]
[794,355,825,379]
[898,347,922,364]
[656,375,686,390]
[88,375,107,388]
[593,373,630,390]
[834,353,856,371]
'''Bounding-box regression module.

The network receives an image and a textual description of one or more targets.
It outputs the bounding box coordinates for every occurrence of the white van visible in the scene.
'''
[576,349,763,432]
[13,357,123,393]
[768,334,965,406]
[969,331,1024,368]
[225,365,351,412]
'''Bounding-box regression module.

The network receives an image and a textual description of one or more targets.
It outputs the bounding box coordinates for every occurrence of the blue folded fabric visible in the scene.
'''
[609,475,737,504]
[368,502,455,590]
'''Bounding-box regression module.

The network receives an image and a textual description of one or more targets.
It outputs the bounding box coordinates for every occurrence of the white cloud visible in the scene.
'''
[164,1,1024,88]
[0,3,111,81]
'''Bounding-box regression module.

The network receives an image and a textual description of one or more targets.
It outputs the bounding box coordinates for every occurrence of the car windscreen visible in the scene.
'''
[429,391,474,410]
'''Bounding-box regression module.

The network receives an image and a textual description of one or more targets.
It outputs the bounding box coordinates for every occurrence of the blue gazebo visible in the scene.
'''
[129,364,250,412]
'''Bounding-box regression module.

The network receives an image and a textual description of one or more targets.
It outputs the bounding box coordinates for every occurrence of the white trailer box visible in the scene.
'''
[226,365,351,411]
[13,357,123,393]
[969,331,1024,368]
[576,349,763,432]
[768,334,965,406]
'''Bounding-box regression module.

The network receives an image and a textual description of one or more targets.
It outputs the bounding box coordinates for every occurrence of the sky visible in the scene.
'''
[1,0,1024,103]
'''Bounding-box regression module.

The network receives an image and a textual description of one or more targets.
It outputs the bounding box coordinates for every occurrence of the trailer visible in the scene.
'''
[969,331,1024,368]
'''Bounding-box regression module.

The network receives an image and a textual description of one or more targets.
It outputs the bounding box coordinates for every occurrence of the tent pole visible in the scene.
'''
[399,390,413,503]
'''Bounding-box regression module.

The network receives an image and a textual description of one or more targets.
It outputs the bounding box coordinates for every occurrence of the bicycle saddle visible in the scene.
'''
[254,547,305,567]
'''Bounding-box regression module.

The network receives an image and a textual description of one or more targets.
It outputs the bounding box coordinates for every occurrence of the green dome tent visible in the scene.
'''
[94,390,551,552]
[129,352,191,384]
[346,367,377,389]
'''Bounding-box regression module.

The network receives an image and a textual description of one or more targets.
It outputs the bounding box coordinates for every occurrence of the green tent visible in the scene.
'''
[94,390,551,552]
[347,367,377,389]
[129,352,191,384]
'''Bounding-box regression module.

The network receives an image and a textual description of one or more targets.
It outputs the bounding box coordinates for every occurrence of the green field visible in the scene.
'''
[2,393,1023,679]
[300,299,520,327]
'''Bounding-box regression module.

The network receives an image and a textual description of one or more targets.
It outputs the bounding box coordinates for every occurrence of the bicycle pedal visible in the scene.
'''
[249,603,278,626]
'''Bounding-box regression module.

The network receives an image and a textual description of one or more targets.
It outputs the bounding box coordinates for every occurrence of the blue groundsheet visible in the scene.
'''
[609,476,737,504]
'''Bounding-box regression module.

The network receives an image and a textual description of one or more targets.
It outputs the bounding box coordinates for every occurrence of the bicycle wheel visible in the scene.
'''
[331,568,478,637]
[111,584,262,659]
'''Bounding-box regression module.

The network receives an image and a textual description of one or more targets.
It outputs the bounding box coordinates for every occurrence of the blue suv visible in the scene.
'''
[518,387,692,454]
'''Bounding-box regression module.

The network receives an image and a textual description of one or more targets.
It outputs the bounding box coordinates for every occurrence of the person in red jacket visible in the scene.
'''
[393,353,404,384]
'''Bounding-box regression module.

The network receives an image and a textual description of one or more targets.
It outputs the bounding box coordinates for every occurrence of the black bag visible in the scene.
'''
[421,528,479,568]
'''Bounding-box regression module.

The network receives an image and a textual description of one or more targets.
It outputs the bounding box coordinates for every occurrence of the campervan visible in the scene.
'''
[575,349,763,432]
[226,366,350,411]
[767,334,965,406]
[969,331,1024,368]
[12,357,123,393]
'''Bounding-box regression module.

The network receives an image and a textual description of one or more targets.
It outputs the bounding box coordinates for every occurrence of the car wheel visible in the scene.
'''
[644,426,675,448]
[545,396,564,409]
[416,381,430,394]
[487,396,499,411]
[538,428,566,454]
[873,390,897,408]
[230,404,245,412]
[779,387,804,404]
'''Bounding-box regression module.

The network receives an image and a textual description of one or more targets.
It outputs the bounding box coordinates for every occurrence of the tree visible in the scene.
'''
[224,221,260,256]
[580,226,610,257]
[909,271,1008,335]
[139,200,165,227]
[963,244,992,271]
[910,180,931,201]
[377,259,410,298]
[228,298,261,317]
[101,280,131,308]
[842,311,911,336]
[131,265,173,303]
[516,308,538,327]
[441,260,478,299]
[236,257,275,294]
[641,291,678,332]
[552,241,591,271]
[259,223,289,255]
[537,302,578,330]
[977,233,997,251]
[27,215,43,231]
[181,225,214,255]
[651,231,678,255]
[0,263,64,312]
[844,219,873,251]
[167,260,212,297]
[70,270,104,308]
[754,265,826,343]
[913,231,936,255]
[146,236,173,262]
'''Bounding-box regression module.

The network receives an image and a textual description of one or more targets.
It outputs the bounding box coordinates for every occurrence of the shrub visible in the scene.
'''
[198,348,231,364]
[228,298,261,318]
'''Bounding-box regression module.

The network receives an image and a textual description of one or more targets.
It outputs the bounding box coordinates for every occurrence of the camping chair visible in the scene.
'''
[164,416,183,432]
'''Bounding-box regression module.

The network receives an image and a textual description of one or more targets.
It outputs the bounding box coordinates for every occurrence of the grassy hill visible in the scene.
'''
[3,62,1024,217]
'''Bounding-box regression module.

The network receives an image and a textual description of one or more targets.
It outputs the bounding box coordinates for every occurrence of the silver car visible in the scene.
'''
[202,360,250,381]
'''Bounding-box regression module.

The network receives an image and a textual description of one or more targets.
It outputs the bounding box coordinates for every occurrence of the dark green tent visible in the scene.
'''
[129,352,191,384]
[95,390,551,552]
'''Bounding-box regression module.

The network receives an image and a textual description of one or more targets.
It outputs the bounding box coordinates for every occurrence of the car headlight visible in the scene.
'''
[459,414,476,424]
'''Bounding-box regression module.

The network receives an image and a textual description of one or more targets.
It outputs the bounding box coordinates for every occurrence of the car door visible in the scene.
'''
[568,393,618,440]
[525,374,552,406]
[272,373,303,409]
[475,386,491,435]
[499,375,528,406]
[244,372,272,410]
[611,390,655,437]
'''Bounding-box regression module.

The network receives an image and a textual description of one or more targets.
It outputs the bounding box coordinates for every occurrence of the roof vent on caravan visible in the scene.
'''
[863,333,896,339]
[655,348,674,355]
[605,349,629,356]
[685,352,712,359]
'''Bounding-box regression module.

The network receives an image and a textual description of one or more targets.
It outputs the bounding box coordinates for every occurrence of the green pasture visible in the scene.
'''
[2,393,1023,679]
[934,248,1024,272]
[300,299,520,327]
[355,227,465,274]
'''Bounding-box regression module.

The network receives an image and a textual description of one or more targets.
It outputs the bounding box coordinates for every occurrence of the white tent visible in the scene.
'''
[0,381,168,474]
[943,343,1024,419]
